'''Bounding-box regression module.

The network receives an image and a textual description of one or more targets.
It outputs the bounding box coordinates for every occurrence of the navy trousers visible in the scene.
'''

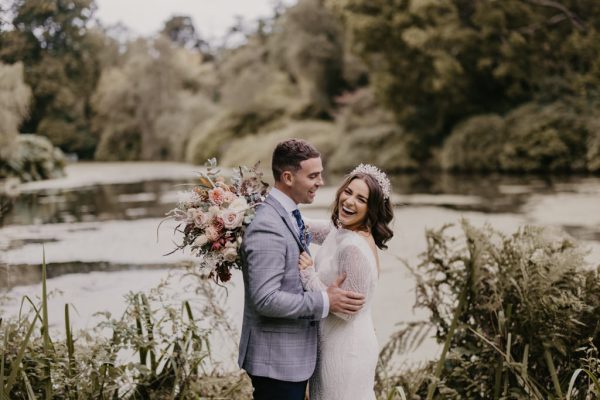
[249,374,308,400]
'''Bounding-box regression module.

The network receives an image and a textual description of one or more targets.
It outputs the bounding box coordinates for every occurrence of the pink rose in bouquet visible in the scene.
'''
[193,209,208,228]
[208,187,226,205]
[223,190,237,204]
[221,209,244,230]
[205,225,221,242]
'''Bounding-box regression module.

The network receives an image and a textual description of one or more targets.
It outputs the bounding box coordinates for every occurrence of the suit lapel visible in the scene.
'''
[264,196,307,252]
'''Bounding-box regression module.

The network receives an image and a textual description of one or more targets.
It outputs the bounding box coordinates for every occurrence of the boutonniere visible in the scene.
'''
[304,224,313,247]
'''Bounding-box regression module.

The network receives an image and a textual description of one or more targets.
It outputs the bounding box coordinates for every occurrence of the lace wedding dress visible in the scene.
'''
[301,220,379,400]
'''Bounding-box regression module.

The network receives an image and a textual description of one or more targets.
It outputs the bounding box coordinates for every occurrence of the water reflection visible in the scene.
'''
[390,173,562,213]
[3,180,188,226]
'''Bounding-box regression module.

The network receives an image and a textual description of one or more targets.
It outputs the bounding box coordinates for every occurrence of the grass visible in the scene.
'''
[0,252,252,399]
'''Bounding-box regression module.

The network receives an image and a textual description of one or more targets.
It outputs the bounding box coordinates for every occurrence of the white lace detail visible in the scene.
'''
[299,228,378,400]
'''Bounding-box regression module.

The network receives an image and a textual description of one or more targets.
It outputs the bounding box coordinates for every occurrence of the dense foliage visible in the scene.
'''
[91,37,217,161]
[0,134,65,182]
[0,0,103,158]
[0,62,64,181]
[4,0,600,175]
[441,100,600,172]
[333,0,600,170]
[379,222,600,399]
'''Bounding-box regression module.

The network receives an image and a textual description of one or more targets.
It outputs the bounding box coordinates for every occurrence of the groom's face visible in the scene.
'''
[287,157,324,204]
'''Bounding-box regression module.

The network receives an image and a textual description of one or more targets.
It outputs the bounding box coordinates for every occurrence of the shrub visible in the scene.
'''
[269,0,345,118]
[379,221,600,399]
[0,134,65,181]
[440,114,505,172]
[500,102,590,172]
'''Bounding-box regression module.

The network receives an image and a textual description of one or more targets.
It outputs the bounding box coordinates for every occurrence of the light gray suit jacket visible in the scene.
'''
[238,195,325,382]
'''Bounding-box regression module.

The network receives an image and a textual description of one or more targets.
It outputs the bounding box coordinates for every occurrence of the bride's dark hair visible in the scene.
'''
[331,173,394,249]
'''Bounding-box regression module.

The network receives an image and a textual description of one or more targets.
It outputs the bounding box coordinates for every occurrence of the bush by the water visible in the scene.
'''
[1,62,65,182]
[441,101,600,172]
[440,114,506,172]
[585,119,600,173]
[379,221,600,399]
[0,134,66,182]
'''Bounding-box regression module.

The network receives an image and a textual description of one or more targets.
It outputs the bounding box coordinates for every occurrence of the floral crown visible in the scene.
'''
[350,163,391,200]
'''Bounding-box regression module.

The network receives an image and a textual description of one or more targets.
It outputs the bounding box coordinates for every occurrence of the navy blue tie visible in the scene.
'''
[292,209,308,249]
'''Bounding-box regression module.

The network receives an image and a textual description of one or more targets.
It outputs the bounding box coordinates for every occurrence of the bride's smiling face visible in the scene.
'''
[337,178,370,230]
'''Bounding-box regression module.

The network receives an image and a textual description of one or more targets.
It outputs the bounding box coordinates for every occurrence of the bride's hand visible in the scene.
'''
[298,252,314,270]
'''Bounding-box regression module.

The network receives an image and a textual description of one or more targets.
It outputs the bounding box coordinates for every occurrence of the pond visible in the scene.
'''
[1,162,600,369]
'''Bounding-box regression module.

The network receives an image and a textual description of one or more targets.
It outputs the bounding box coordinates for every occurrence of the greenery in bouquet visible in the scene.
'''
[166,159,269,283]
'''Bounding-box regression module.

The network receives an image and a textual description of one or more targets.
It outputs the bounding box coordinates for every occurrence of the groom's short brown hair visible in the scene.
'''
[272,139,320,182]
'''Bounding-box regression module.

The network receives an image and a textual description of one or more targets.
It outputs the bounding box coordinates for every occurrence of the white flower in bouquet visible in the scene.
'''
[185,208,198,223]
[229,197,248,212]
[177,190,202,208]
[194,234,209,247]
[193,209,208,228]
[222,243,238,262]
[207,205,220,218]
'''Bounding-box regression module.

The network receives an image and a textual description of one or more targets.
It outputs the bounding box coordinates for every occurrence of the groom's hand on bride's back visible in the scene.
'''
[327,274,365,315]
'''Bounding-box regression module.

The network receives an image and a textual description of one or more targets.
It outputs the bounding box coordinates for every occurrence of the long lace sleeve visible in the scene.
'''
[305,218,333,245]
[299,266,327,292]
[334,243,374,321]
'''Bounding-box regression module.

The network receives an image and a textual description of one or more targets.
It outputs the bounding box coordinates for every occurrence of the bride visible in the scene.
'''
[299,164,394,400]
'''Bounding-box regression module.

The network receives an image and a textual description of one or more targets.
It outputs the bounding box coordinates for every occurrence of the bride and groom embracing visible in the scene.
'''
[238,138,394,399]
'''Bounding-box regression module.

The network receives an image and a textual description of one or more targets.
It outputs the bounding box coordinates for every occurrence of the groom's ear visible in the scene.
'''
[281,170,294,187]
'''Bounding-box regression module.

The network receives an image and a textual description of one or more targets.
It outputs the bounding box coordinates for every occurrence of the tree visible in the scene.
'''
[161,15,210,55]
[91,37,218,161]
[333,0,600,160]
[0,0,103,158]
[0,62,31,150]
[270,0,345,117]
[1,62,65,182]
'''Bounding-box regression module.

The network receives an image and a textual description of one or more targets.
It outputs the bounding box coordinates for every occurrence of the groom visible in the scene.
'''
[238,139,366,400]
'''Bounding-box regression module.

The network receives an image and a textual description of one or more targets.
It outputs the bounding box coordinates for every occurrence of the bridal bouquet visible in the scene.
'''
[166,159,269,283]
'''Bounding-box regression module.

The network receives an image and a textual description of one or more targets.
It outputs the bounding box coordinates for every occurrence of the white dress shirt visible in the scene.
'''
[269,187,330,318]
